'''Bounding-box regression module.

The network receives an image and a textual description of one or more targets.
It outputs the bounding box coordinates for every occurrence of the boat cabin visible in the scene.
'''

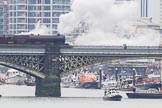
[105,89,120,96]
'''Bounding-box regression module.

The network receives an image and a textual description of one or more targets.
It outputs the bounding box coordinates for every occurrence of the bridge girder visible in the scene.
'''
[59,55,118,73]
[0,55,45,78]
[59,55,162,74]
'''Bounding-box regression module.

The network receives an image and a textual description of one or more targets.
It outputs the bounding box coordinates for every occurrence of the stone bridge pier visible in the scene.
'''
[35,44,61,97]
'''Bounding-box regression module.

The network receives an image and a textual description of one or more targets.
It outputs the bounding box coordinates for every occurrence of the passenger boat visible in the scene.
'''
[126,88,162,99]
[103,89,122,101]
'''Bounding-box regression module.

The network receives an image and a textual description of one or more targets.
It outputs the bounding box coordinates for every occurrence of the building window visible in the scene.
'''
[28,18,35,23]
[52,24,57,29]
[53,6,63,10]
[28,0,36,4]
[38,6,41,10]
[43,18,51,23]
[0,7,3,11]
[0,19,3,22]
[53,0,60,4]
[52,18,59,23]
[52,12,60,17]
[44,6,51,10]
[44,12,51,17]
[38,12,41,17]
[0,25,3,29]
[38,0,41,4]
[28,24,35,30]
[28,6,36,10]
[10,6,16,10]
[45,0,50,4]
[53,0,70,4]
[28,12,36,17]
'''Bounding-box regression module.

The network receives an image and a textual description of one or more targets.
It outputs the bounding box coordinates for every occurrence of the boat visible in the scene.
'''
[126,88,162,99]
[77,81,99,89]
[77,72,100,89]
[103,89,122,101]
[135,83,162,90]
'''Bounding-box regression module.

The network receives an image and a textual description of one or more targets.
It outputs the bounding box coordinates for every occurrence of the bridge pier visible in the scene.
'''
[35,74,61,97]
[35,44,61,97]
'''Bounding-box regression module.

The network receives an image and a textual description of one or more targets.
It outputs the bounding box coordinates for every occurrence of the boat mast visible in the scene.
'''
[160,60,162,83]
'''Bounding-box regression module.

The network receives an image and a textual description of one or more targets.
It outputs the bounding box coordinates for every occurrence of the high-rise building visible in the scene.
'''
[0,1,8,35]
[115,0,162,27]
[139,0,160,24]
[8,0,70,35]
[140,0,148,18]
[136,0,162,27]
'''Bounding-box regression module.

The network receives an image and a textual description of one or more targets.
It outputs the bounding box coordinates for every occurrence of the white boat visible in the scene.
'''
[103,89,122,101]
[102,80,117,88]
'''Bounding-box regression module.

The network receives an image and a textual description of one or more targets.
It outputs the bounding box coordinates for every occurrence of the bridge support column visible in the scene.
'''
[35,74,61,97]
[35,44,61,97]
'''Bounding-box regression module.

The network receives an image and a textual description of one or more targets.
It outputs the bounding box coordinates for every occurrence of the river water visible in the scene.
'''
[0,85,162,108]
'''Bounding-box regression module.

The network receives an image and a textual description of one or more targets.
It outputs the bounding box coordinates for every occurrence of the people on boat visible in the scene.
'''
[103,89,122,101]
[133,87,136,92]
[104,89,119,95]
[104,89,107,96]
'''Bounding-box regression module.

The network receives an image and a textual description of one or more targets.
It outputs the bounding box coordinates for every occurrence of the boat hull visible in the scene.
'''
[126,93,162,99]
[76,82,100,89]
[24,81,35,86]
[136,84,162,90]
[103,95,122,101]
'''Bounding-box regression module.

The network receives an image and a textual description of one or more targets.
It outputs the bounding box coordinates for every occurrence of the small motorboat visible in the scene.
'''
[103,89,122,101]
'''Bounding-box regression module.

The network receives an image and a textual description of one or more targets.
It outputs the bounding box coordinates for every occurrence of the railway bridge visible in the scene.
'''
[0,44,162,97]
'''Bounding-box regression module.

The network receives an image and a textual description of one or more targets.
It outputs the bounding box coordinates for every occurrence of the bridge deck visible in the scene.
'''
[0,45,162,57]
[60,46,162,57]
[0,44,45,55]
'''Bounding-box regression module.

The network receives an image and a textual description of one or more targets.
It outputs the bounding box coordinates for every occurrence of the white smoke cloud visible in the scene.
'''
[58,0,161,46]
[17,20,49,35]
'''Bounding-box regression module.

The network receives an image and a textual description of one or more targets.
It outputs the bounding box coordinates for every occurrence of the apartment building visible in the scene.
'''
[8,0,70,35]
[0,1,7,35]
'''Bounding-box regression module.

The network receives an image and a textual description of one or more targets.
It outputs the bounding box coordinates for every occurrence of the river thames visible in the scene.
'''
[0,85,162,108]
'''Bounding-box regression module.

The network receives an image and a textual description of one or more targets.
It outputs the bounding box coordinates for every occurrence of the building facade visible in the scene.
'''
[138,0,160,24]
[137,0,162,27]
[115,0,162,27]
[8,0,70,35]
[0,1,8,35]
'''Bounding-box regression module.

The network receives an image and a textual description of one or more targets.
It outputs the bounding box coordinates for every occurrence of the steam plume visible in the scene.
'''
[58,0,161,46]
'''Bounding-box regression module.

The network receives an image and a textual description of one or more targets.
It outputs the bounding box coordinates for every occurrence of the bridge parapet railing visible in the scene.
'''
[60,46,162,56]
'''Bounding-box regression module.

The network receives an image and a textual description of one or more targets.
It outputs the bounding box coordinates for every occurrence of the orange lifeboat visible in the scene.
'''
[78,72,97,84]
